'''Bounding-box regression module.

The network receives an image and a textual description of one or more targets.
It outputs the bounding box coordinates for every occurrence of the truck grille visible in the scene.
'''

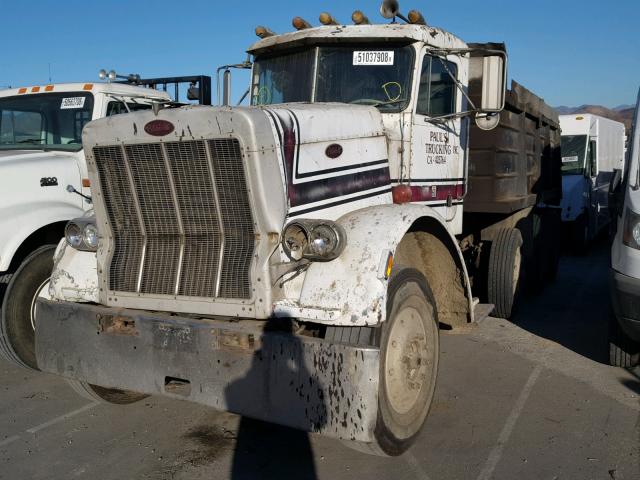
[94,139,254,299]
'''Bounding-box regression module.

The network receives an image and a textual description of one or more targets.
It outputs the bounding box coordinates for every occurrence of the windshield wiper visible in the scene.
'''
[16,138,45,144]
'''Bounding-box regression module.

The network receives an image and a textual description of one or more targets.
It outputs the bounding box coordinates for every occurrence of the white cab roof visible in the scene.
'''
[247,23,468,55]
[0,82,171,100]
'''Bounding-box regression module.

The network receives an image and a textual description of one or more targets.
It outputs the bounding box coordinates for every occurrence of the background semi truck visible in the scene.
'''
[20,2,560,456]
[560,114,625,250]
[0,76,211,370]
[610,87,640,368]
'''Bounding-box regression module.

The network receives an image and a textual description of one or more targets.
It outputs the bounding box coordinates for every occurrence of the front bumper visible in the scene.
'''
[35,300,380,442]
[610,269,640,342]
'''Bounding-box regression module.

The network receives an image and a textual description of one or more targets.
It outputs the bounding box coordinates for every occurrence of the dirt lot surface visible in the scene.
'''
[1,241,639,479]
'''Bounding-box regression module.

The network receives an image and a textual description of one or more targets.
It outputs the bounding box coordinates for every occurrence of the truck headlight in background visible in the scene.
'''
[282,220,346,262]
[623,208,640,250]
[65,217,99,252]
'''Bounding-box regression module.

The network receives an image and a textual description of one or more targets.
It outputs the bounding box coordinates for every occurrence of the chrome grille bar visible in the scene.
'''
[94,139,254,300]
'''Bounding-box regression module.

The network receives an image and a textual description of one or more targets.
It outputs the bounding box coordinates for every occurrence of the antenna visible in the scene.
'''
[48,63,52,83]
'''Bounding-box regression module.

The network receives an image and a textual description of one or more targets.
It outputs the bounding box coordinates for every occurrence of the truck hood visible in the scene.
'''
[0,149,79,165]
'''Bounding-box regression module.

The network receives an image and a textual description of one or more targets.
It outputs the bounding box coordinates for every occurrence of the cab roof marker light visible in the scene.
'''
[83,83,93,91]
[407,10,426,25]
[319,12,339,26]
[31,86,40,93]
[292,17,312,30]
[255,26,276,38]
[18,88,27,94]
[44,85,54,91]
[352,10,370,25]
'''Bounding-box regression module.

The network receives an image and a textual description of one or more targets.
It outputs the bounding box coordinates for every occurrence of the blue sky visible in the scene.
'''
[0,0,638,108]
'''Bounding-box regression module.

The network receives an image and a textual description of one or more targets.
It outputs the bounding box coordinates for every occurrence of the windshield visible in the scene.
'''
[561,135,588,175]
[0,92,94,152]
[252,45,415,112]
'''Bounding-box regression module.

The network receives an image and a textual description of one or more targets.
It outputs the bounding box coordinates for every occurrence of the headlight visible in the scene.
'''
[623,207,640,250]
[65,217,99,252]
[282,219,346,262]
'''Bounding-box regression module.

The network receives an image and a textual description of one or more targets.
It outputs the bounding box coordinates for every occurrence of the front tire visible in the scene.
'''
[66,379,148,405]
[0,245,56,370]
[609,313,640,368]
[372,268,439,456]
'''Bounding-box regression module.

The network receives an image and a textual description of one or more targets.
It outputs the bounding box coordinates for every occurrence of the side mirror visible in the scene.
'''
[468,44,507,114]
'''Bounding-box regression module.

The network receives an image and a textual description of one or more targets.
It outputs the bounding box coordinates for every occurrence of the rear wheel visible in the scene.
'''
[609,313,640,368]
[487,228,523,319]
[0,245,56,370]
[334,269,439,456]
[66,379,148,405]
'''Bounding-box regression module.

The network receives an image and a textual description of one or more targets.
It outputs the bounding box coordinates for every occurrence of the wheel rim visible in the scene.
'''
[384,305,430,415]
[30,278,51,331]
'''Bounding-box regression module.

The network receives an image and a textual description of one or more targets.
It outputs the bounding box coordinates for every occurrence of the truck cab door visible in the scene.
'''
[587,138,607,232]
[409,52,465,231]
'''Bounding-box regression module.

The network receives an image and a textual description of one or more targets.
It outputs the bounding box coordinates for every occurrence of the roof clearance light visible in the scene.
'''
[352,10,370,24]
[44,85,54,91]
[83,83,93,91]
[292,17,312,30]
[255,26,276,38]
[18,87,27,94]
[319,12,339,25]
[31,86,40,93]
[407,10,426,25]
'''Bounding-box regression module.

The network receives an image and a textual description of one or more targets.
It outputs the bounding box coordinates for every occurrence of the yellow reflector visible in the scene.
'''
[18,88,27,94]
[408,10,426,25]
[292,17,311,30]
[319,12,338,25]
[385,253,394,279]
[44,85,54,91]
[352,10,370,25]
[576,116,584,120]
[82,178,91,188]
[31,86,40,92]
[83,83,93,90]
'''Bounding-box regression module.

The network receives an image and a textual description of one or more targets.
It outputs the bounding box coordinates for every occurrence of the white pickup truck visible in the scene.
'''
[0,80,184,369]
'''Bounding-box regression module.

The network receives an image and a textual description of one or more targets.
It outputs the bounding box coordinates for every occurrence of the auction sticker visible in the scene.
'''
[353,51,395,66]
[61,97,86,109]
[562,155,578,163]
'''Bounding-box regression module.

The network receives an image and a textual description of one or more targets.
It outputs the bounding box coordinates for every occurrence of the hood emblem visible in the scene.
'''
[144,119,175,136]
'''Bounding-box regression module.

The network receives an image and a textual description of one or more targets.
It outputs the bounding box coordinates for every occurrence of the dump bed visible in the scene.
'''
[465,80,562,213]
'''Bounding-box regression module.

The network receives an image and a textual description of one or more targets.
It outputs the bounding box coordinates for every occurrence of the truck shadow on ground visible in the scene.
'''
[510,235,611,365]
[222,320,325,480]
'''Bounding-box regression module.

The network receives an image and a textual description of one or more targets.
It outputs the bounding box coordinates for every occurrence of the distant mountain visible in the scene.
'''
[554,105,634,132]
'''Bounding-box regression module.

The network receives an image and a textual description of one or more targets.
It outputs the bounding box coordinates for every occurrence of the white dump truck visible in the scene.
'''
[0,76,211,370]
[609,88,640,368]
[26,3,532,456]
[560,114,625,249]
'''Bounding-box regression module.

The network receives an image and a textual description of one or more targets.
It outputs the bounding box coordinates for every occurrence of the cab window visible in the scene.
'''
[417,56,458,117]
[106,101,153,116]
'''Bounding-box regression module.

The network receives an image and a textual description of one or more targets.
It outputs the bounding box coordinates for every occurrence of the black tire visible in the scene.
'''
[609,314,640,368]
[487,228,523,319]
[0,245,56,370]
[346,268,439,456]
[66,379,148,405]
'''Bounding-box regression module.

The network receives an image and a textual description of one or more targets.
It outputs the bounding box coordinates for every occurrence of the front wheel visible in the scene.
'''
[0,245,56,370]
[609,313,640,368]
[66,379,148,405]
[372,268,439,456]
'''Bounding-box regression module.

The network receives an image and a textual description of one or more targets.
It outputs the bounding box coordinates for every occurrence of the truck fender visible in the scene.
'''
[286,204,473,328]
[0,202,84,272]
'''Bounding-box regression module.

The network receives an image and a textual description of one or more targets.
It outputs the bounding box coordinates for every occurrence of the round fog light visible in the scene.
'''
[65,223,83,249]
[83,224,99,250]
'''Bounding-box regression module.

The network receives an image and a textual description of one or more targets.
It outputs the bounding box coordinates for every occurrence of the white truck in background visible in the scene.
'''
[560,114,625,250]
[0,76,211,370]
[609,88,640,368]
